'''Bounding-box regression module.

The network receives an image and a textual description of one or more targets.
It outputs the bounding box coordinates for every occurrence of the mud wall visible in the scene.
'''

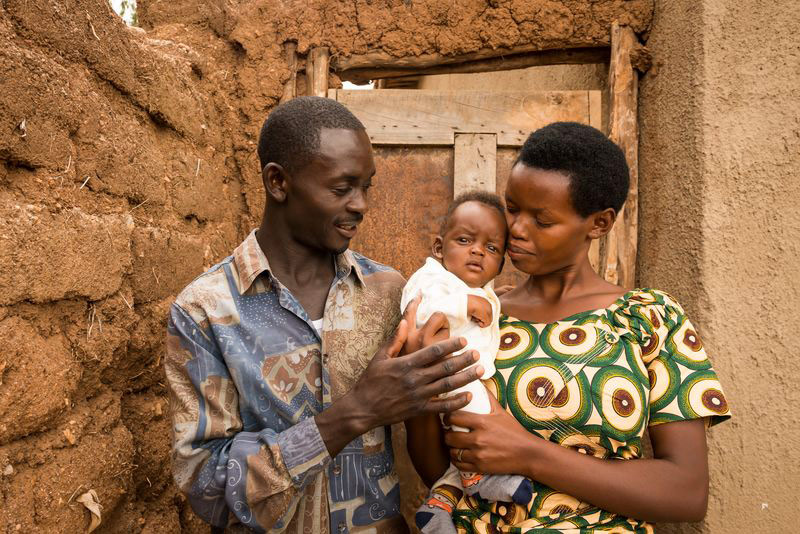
[0,1,659,532]
[639,0,800,531]
[0,0,249,530]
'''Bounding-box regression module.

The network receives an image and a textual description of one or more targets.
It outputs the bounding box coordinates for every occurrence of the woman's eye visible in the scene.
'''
[536,219,553,228]
[333,187,351,196]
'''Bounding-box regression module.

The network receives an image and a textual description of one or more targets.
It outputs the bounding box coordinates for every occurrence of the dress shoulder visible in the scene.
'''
[612,288,732,427]
[608,288,687,346]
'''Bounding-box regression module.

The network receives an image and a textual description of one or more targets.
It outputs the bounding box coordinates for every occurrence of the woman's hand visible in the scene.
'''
[443,386,538,478]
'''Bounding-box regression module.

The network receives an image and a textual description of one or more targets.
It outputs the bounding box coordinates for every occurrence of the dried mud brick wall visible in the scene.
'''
[0,1,651,532]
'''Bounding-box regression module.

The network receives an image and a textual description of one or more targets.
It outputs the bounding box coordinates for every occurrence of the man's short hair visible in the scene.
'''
[516,122,630,217]
[440,190,507,237]
[257,96,366,175]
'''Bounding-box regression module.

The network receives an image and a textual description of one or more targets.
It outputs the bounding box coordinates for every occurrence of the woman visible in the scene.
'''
[405,122,730,533]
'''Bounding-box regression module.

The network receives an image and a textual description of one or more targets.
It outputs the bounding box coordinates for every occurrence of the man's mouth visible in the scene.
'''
[334,221,359,239]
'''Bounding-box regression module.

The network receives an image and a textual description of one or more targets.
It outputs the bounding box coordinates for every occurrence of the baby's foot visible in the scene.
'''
[463,472,533,505]
[415,484,462,534]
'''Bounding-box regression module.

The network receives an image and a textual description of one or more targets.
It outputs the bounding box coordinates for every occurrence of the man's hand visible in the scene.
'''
[352,318,483,428]
[316,314,483,457]
[467,295,492,328]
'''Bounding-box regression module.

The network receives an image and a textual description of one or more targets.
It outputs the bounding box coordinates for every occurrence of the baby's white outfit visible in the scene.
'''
[406,258,532,533]
[400,257,500,426]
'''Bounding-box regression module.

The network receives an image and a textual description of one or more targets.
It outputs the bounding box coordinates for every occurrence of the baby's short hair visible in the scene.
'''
[440,190,507,236]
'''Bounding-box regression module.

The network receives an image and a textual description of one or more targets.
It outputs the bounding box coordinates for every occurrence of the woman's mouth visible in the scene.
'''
[507,244,534,256]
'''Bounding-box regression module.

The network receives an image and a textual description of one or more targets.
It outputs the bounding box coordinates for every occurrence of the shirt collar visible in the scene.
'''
[232,229,365,294]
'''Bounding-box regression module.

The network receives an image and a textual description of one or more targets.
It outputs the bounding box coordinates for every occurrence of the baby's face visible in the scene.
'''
[434,201,507,288]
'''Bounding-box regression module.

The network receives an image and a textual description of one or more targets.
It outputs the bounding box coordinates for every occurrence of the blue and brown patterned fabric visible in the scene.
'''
[452,288,731,533]
[165,230,408,533]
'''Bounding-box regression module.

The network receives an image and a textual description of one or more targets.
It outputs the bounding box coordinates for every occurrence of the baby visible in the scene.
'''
[401,191,532,534]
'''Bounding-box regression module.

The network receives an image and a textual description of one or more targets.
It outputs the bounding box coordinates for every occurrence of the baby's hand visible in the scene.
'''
[467,295,492,328]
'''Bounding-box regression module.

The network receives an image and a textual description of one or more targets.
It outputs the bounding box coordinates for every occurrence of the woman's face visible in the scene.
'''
[504,163,595,276]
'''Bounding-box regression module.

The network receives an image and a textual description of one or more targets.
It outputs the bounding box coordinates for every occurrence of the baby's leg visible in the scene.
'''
[415,465,462,534]
[456,380,533,505]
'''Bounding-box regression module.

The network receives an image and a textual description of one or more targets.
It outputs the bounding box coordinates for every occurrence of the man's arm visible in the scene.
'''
[166,304,324,531]
[167,304,483,530]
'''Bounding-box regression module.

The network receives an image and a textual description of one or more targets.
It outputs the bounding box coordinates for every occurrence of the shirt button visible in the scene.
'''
[338,521,346,532]
[322,353,329,364]
[332,464,341,475]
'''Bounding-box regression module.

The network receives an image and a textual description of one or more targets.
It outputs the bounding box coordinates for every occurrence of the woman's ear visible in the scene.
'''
[588,208,617,239]
[262,162,289,203]
[432,236,444,259]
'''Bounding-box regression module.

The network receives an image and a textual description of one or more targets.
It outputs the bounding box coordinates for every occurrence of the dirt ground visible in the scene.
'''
[0,1,651,531]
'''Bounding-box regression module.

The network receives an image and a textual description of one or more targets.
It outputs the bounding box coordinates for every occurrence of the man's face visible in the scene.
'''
[285,128,376,254]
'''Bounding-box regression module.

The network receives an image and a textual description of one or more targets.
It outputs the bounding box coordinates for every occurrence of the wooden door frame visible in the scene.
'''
[280,23,643,288]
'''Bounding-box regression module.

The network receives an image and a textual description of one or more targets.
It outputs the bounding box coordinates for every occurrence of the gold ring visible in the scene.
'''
[457,448,464,462]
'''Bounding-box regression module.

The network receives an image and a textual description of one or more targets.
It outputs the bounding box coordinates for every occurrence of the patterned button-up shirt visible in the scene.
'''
[165,230,409,533]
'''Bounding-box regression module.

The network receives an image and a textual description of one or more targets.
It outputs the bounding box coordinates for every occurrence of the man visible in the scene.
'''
[165,97,482,533]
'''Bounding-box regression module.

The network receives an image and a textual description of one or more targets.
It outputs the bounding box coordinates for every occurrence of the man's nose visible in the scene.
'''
[348,188,368,215]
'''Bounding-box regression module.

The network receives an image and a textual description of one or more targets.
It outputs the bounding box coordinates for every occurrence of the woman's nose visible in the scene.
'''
[508,215,529,240]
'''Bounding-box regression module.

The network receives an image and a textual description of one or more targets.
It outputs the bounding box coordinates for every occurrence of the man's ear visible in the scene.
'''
[432,235,444,259]
[588,208,617,240]
[262,162,289,203]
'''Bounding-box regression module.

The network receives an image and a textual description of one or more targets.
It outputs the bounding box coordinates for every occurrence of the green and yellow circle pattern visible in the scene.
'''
[495,320,538,369]
[591,365,647,441]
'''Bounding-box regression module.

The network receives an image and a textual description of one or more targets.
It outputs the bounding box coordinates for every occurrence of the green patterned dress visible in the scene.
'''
[451,289,731,534]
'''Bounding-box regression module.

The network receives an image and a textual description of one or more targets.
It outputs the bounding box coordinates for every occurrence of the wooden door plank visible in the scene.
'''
[604,23,639,288]
[307,47,329,98]
[454,133,496,197]
[334,90,596,146]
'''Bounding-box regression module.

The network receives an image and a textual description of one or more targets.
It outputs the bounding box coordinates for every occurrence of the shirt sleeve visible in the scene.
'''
[165,303,331,532]
[642,291,732,428]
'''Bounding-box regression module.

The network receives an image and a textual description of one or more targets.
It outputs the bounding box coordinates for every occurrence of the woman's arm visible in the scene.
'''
[401,295,474,487]
[445,393,710,523]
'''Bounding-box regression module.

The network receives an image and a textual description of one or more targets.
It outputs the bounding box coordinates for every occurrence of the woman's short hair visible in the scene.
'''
[516,122,630,217]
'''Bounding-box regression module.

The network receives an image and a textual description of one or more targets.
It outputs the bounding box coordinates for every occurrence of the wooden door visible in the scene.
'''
[330,88,602,529]
[330,88,602,287]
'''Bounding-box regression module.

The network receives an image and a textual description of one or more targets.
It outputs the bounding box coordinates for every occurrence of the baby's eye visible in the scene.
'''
[487,244,499,253]
[457,237,470,244]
